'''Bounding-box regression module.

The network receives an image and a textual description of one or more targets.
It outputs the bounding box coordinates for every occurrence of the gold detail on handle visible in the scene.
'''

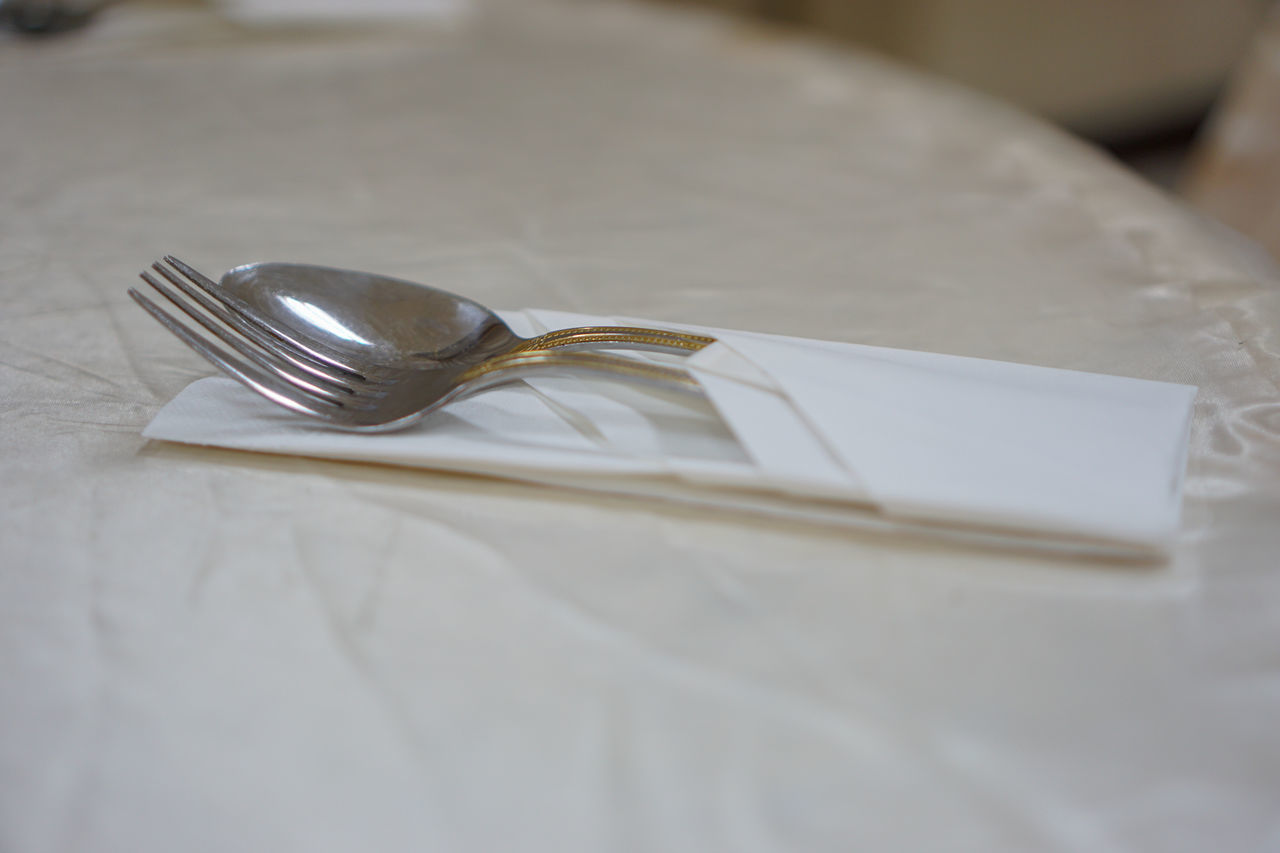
[514,326,714,354]
[459,349,700,389]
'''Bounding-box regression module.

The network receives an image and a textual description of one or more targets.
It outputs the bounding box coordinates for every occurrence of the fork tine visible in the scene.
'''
[140,270,355,406]
[129,288,347,422]
[150,260,365,389]
[162,255,371,380]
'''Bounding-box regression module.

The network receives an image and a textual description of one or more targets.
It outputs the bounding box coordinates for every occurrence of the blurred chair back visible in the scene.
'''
[1182,3,1280,260]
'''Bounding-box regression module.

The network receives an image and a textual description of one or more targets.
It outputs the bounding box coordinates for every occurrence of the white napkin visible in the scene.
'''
[143,310,1196,557]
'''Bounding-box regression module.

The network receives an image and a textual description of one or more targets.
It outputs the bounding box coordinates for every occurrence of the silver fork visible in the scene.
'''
[128,258,703,432]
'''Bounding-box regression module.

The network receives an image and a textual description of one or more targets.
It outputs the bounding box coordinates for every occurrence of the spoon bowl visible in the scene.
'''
[216,262,712,376]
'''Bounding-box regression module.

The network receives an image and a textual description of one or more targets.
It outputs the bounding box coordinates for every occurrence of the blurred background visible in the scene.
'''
[5,0,1278,256]
[661,0,1264,142]
[654,0,1280,255]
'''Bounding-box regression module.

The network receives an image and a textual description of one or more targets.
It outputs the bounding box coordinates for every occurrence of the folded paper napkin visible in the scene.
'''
[144,310,1197,557]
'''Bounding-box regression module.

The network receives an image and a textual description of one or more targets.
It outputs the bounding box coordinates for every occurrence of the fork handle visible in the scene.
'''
[458,349,703,397]
[514,326,714,355]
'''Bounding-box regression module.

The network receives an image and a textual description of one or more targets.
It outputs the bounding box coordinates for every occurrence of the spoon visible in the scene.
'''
[212,261,714,376]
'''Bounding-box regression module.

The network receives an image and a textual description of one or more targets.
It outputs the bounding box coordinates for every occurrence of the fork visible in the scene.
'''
[129,258,704,432]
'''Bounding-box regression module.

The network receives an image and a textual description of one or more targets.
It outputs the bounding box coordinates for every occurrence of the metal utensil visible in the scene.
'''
[129,257,706,432]
[213,260,714,365]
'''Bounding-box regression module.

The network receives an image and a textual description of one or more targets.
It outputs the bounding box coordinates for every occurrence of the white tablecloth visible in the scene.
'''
[3,2,1278,850]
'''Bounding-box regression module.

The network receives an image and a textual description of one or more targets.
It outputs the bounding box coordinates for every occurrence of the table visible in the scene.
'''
[3,2,1278,850]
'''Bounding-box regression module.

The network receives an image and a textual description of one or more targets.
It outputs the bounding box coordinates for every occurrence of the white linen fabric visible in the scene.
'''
[2,2,1279,852]
[145,310,1197,555]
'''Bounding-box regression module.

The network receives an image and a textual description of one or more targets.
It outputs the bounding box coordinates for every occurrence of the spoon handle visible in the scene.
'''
[459,348,703,396]
[516,326,715,356]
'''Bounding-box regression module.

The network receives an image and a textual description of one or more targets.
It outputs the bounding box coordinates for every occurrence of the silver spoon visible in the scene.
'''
[214,261,714,375]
